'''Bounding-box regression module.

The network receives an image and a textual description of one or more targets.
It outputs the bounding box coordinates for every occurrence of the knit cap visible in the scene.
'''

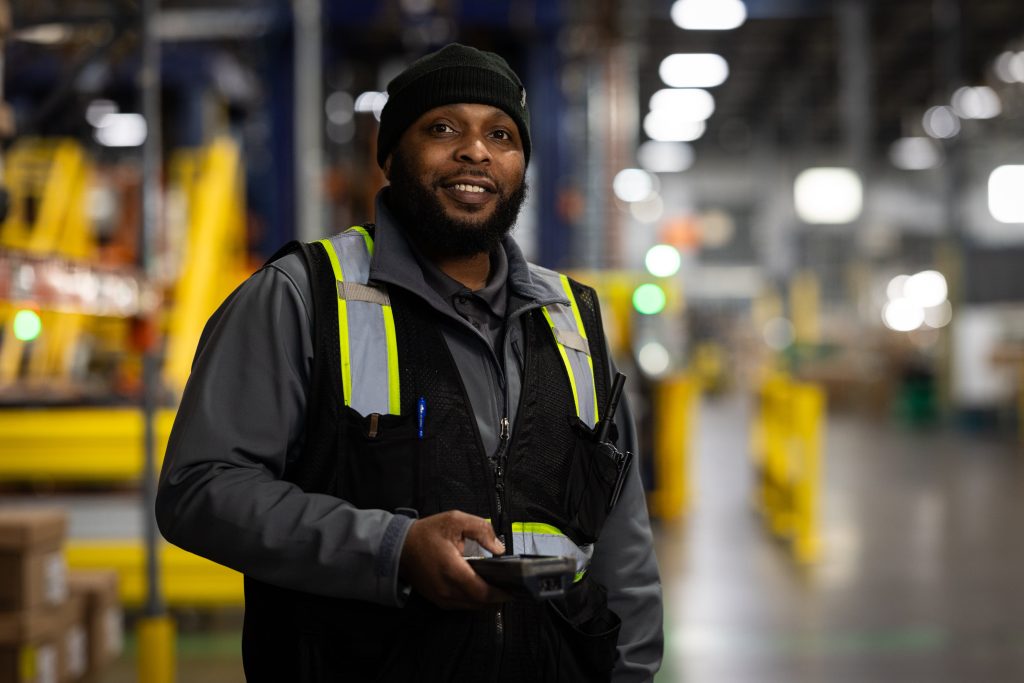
[376,43,531,168]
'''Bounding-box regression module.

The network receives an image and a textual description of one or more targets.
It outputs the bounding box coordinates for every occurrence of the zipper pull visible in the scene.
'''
[499,417,510,440]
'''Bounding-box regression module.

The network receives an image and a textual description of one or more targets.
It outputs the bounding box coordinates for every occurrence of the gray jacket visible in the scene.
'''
[156,191,663,681]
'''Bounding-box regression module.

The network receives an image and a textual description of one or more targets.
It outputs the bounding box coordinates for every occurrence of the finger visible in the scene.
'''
[460,515,506,556]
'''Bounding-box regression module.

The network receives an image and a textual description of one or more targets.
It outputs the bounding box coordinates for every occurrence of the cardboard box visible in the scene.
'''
[67,571,122,678]
[0,595,82,683]
[0,510,68,612]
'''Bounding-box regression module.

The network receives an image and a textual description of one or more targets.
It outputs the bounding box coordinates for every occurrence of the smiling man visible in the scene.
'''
[157,43,663,682]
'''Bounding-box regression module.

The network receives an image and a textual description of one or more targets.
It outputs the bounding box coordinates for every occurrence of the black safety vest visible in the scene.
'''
[242,230,622,682]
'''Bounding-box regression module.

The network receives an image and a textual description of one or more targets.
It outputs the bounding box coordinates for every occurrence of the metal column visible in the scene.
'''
[293,0,323,242]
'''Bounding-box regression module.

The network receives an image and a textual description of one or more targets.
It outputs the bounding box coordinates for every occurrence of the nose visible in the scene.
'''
[454,133,491,164]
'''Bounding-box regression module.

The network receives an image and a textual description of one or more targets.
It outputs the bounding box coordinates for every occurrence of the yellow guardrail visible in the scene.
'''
[751,373,825,563]
[0,408,175,481]
[66,541,243,607]
[648,372,699,520]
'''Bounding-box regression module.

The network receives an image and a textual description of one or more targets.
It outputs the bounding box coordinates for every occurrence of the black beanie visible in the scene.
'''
[376,43,531,168]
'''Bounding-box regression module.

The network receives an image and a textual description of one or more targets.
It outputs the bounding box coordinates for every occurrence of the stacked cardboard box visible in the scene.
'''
[0,508,118,683]
[67,571,122,682]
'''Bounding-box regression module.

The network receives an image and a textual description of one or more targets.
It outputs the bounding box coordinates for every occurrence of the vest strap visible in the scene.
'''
[317,227,401,416]
[540,273,600,428]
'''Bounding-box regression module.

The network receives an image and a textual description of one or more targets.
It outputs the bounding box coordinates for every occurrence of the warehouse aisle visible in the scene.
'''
[655,395,1024,683]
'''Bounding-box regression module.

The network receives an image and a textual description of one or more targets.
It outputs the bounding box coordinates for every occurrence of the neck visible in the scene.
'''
[432,251,492,291]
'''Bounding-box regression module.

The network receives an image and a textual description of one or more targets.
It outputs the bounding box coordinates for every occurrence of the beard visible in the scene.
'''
[385,151,528,259]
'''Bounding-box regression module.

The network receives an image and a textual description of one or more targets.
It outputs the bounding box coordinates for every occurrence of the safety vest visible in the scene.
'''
[316,226,601,576]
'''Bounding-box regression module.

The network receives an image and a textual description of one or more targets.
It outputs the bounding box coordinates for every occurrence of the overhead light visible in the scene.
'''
[638,141,695,173]
[951,86,1001,119]
[637,342,672,377]
[645,245,682,278]
[887,274,910,300]
[94,113,148,147]
[889,137,942,170]
[631,194,665,224]
[670,0,746,30]
[994,51,1024,83]
[659,54,729,88]
[613,168,656,203]
[793,167,862,224]
[883,298,925,332]
[633,284,667,315]
[644,111,706,142]
[325,91,355,125]
[354,91,388,121]
[649,88,715,122]
[12,23,73,44]
[989,165,1024,223]
[922,105,960,139]
[904,270,948,308]
[86,100,119,128]
[924,301,952,329]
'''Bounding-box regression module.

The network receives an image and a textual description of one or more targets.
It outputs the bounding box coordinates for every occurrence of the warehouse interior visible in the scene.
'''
[2,0,1024,681]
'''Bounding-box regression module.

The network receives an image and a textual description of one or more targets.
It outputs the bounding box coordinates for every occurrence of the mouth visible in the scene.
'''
[441,177,497,206]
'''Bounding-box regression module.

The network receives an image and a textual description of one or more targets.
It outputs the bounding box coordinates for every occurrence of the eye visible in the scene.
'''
[429,122,456,135]
[491,129,513,141]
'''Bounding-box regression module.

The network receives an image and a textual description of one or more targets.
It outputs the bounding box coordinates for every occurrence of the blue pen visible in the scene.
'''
[417,396,426,440]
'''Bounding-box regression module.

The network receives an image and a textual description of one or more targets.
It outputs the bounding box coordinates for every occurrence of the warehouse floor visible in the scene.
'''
[93,394,1024,682]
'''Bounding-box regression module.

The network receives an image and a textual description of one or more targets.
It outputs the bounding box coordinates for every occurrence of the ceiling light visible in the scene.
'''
[923,301,952,329]
[994,51,1024,83]
[613,169,656,203]
[638,141,695,173]
[671,0,747,30]
[94,113,148,147]
[637,342,672,377]
[659,54,729,88]
[644,111,706,142]
[354,91,388,121]
[793,167,863,224]
[922,106,960,139]
[631,194,665,223]
[951,86,1001,119]
[649,88,715,122]
[889,137,942,170]
[886,274,909,301]
[989,165,1024,223]
[904,270,948,308]
[883,298,925,332]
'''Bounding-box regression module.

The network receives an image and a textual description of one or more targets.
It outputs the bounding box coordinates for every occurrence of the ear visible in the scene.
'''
[382,154,393,180]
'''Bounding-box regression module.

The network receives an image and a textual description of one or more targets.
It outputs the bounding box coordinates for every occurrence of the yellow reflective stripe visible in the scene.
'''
[542,306,581,417]
[318,238,352,407]
[511,521,564,536]
[382,303,401,413]
[558,275,599,422]
[347,225,375,256]
[574,570,586,583]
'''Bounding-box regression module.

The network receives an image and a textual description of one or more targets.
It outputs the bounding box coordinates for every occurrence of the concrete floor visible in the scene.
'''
[86,394,1024,681]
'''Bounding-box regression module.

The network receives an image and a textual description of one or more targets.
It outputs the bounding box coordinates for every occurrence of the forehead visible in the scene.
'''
[414,103,517,127]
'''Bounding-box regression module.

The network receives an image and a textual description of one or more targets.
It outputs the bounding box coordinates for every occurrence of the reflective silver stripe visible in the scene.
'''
[536,271,599,428]
[512,530,593,575]
[553,328,590,356]
[337,281,390,306]
[325,232,392,416]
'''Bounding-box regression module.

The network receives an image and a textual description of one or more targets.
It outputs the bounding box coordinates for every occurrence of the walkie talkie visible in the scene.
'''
[595,372,633,512]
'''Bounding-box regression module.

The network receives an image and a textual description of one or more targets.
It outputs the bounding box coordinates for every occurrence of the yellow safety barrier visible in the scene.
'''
[0,408,175,481]
[751,374,825,563]
[648,373,699,520]
[66,541,244,607]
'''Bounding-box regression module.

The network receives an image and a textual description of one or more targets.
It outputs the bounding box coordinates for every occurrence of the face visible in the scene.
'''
[384,103,528,258]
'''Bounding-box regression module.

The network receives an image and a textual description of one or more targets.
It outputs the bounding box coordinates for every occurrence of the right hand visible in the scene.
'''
[398,510,508,610]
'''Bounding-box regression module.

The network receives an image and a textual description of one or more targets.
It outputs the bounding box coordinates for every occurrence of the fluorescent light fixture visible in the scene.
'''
[889,137,942,171]
[994,51,1024,83]
[659,53,729,88]
[793,167,863,224]
[924,301,952,329]
[887,274,909,301]
[671,0,746,30]
[613,168,656,203]
[951,86,1001,119]
[989,165,1024,223]
[644,111,706,142]
[94,113,148,147]
[86,100,119,128]
[645,244,682,277]
[922,105,960,139]
[649,88,715,122]
[638,141,695,173]
[354,91,388,121]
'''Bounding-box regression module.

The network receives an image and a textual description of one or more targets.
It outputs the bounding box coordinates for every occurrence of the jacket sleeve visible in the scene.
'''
[587,353,665,682]
[155,253,413,606]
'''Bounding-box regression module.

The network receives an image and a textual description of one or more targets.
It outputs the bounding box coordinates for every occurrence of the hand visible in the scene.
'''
[399,510,508,610]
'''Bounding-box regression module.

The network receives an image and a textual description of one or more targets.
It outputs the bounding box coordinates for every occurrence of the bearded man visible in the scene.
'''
[157,43,663,682]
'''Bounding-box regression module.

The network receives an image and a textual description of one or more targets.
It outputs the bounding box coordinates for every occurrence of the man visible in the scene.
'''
[156,43,662,682]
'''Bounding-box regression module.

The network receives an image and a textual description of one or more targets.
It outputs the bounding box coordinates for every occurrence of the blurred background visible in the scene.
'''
[1,0,1024,681]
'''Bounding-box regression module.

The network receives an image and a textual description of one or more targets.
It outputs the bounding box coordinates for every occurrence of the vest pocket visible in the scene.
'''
[563,419,622,543]
[340,407,425,512]
[543,576,621,681]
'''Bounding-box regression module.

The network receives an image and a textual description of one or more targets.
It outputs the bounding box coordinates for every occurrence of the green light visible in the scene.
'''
[632,284,667,315]
[13,310,42,342]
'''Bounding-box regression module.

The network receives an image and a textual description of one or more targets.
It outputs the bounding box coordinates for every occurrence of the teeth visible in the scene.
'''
[453,183,487,193]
